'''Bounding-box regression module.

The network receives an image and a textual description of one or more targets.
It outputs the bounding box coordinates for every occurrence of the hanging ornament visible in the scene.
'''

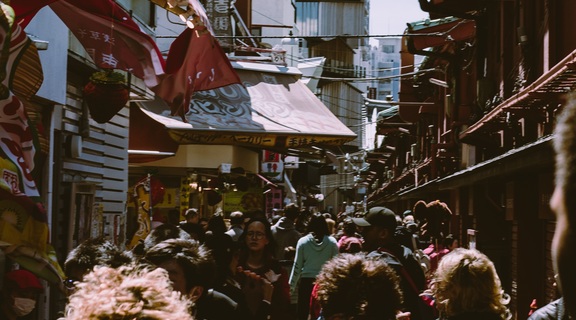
[83,70,129,124]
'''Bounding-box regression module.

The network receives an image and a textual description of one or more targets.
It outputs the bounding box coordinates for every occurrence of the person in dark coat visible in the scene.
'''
[353,206,430,320]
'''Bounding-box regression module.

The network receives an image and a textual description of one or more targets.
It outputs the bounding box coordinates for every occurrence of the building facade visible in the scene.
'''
[365,1,576,318]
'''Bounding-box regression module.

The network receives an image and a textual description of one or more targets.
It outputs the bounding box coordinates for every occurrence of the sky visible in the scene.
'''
[369,0,429,47]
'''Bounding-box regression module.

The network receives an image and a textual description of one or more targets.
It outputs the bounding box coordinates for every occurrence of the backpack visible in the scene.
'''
[367,248,437,320]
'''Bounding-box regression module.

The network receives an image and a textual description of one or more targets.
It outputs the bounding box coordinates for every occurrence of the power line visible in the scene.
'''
[302,67,438,82]
[155,32,456,39]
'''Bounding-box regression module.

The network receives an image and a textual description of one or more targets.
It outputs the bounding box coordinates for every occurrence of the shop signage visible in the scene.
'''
[261,150,283,182]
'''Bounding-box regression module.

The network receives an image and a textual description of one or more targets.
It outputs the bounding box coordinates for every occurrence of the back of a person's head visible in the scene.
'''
[145,238,216,290]
[284,203,299,220]
[64,264,193,320]
[433,248,510,318]
[307,213,330,238]
[326,217,336,234]
[229,211,244,225]
[442,234,456,248]
[315,253,402,319]
[144,223,191,252]
[342,217,357,235]
[167,209,181,225]
[185,208,199,220]
[64,237,132,276]
[207,214,227,234]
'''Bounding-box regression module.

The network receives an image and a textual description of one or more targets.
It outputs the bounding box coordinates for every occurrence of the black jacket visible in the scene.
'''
[368,244,432,320]
[195,289,239,320]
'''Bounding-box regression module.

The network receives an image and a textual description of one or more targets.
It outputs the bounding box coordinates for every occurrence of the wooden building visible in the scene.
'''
[366,1,576,317]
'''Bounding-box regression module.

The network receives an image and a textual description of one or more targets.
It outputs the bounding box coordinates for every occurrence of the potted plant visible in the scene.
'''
[83,69,129,124]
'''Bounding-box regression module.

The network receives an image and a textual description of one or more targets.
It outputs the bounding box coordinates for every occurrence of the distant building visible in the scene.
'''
[370,37,402,101]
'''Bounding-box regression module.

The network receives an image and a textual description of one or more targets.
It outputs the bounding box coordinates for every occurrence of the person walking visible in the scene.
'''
[271,203,302,261]
[353,206,432,320]
[289,213,338,320]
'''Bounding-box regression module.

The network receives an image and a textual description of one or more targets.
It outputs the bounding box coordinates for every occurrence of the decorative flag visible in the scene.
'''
[0,2,64,286]
[10,0,58,27]
[153,28,242,119]
[49,0,166,88]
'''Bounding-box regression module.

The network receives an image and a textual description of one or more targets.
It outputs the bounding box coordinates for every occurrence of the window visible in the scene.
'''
[131,0,155,28]
[381,45,395,53]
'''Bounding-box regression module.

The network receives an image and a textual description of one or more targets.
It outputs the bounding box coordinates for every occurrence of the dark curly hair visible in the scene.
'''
[64,237,132,278]
[315,253,403,319]
[144,238,215,291]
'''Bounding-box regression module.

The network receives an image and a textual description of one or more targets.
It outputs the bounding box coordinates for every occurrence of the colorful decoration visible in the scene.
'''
[83,70,129,123]
[126,176,165,249]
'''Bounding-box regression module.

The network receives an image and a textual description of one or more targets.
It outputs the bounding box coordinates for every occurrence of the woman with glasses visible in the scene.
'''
[238,217,291,320]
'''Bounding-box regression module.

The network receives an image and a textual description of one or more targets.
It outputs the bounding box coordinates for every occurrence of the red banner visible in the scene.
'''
[153,28,241,118]
[50,0,165,88]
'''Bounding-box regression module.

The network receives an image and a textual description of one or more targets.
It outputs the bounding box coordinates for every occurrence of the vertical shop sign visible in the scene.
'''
[204,0,232,47]
[180,176,191,219]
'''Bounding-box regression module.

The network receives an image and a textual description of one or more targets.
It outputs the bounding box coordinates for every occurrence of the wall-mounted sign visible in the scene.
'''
[261,150,283,182]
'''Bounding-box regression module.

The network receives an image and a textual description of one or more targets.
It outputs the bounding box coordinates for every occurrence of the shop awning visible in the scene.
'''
[406,16,476,52]
[134,61,356,150]
[459,48,576,143]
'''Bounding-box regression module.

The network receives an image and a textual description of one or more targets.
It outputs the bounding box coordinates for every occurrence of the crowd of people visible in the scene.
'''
[4,96,576,320]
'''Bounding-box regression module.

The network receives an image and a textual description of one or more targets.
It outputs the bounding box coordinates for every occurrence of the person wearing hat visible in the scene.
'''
[0,269,43,319]
[353,207,432,320]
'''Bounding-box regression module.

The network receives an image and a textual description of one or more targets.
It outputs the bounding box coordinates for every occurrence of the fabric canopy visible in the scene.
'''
[134,62,356,150]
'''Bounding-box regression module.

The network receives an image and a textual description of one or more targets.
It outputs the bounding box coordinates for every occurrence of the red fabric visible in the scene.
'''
[5,269,43,290]
[10,0,59,27]
[309,282,322,320]
[49,0,165,88]
[152,28,242,119]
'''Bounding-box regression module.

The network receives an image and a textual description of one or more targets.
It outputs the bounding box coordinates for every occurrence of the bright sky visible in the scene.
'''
[369,0,429,47]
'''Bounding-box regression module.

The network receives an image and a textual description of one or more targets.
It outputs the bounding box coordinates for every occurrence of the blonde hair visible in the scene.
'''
[64,264,193,320]
[432,248,510,319]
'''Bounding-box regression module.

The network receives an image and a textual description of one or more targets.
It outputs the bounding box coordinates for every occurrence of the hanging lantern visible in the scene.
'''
[83,70,129,124]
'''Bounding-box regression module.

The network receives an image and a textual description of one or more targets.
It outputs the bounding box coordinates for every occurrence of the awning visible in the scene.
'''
[135,61,356,150]
[406,16,476,52]
[129,103,179,163]
[459,48,576,143]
